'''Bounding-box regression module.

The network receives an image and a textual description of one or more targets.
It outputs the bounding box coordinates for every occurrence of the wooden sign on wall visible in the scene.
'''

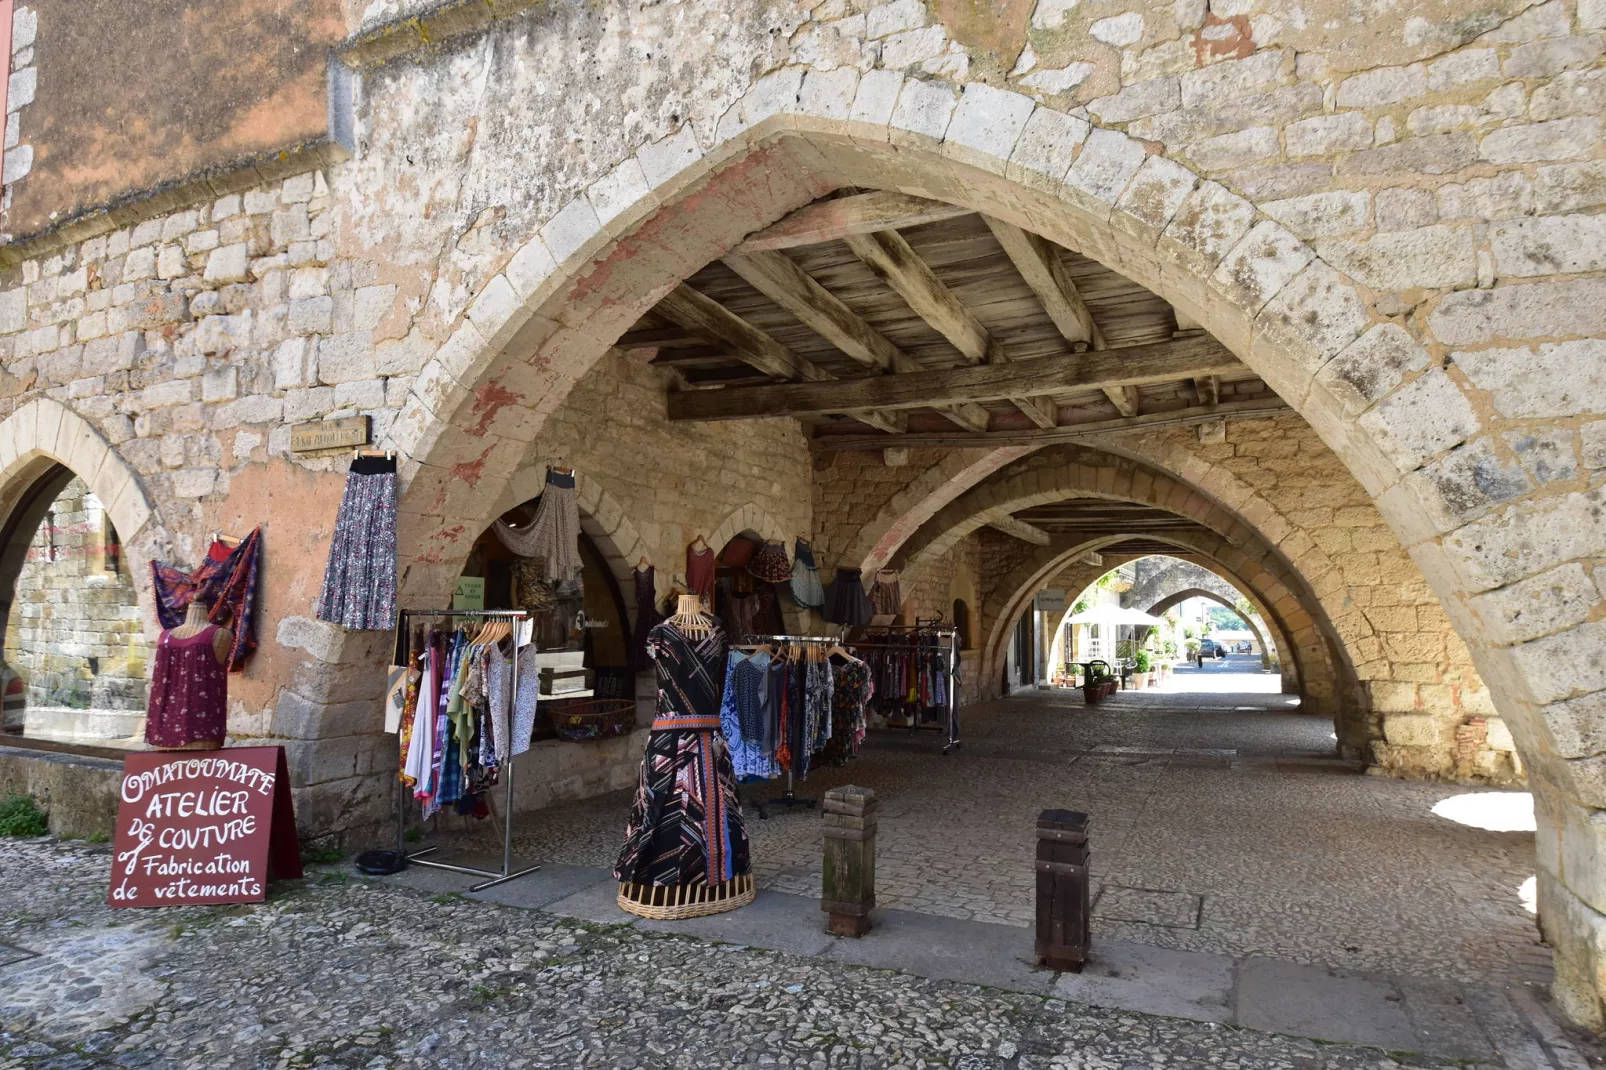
[108,747,302,908]
[289,415,370,453]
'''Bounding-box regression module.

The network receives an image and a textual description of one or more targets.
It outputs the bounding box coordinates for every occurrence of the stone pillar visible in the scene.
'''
[1035,809,1090,971]
[821,785,877,937]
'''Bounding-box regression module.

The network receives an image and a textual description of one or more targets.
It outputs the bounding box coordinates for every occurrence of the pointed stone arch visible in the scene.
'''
[1145,588,1278,673]
[337,73,1606,1022]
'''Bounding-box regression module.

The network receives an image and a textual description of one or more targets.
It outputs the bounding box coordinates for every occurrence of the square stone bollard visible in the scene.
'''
[821,785,878,937]
[1035,809,1090,971]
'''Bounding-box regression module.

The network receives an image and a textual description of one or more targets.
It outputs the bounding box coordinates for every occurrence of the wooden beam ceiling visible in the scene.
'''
[667,335,1242,421]
[844,229,1058,429]
[625,190,1281,446]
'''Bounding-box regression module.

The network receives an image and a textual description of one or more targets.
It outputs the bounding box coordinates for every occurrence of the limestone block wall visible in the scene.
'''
[1120,418,1507,781]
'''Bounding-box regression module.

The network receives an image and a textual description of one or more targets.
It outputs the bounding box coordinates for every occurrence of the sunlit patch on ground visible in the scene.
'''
[1431,791,1537,833]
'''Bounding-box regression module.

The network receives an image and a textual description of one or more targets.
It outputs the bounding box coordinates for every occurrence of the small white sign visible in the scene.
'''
[1035,588,1066,613]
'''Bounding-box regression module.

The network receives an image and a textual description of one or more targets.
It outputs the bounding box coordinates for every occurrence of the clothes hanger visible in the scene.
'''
[636,555,652,570]
[690,534,710,552]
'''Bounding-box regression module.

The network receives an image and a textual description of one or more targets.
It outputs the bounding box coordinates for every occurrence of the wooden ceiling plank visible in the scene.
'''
[656,283,819,382]
[733,192,974,254]
[722,250,902,373]
[667,335,1241,421]
[657,282,909,434]
[722,249,1000,432]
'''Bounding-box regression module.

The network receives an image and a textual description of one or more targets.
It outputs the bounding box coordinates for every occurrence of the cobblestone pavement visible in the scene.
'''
[0,836,1580,1070]
[459,660,1550,989]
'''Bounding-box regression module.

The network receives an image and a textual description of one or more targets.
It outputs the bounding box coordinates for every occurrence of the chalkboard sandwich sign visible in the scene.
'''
[108,746,303,908]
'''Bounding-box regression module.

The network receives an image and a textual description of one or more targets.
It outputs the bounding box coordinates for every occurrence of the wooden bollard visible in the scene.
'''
[1035,809,1090,971]
[821,785,878,937]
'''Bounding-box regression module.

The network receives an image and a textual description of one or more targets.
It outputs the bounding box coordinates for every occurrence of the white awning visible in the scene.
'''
[1064,606,1164,626]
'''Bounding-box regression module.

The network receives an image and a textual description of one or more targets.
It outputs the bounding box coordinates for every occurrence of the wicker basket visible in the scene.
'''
[549,699,637,743]
[617,874,756,920]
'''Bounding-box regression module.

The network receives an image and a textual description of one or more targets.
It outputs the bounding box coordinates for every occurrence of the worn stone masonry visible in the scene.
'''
[2,0,1606,1027]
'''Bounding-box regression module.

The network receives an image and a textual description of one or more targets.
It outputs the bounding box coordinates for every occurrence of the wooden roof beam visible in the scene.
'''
[986,516,1052,545]
[732,192,973,253]
[655,283,904,435]
[667,334,1241,421]
[719,249,990,433]
[983,216,1139,420]
[844,229,1058,429]
[809,397,1290,451]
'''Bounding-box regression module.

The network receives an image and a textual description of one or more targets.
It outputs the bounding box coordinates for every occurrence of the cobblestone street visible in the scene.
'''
[0,667,1591,1068]
[0,834,1585,1070]
[462,659,1549,989]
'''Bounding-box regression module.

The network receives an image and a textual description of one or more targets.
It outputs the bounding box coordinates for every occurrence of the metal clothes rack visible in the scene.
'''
[851,619,962,754]
[394,608,541,891]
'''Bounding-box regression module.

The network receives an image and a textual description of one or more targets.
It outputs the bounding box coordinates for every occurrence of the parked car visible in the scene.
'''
[1198,640,1227,659]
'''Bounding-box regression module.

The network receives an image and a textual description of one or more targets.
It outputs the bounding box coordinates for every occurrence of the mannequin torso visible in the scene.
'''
[172,601,232,667]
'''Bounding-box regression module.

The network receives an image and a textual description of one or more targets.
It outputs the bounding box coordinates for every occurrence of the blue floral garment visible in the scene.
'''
[721,650,779,782]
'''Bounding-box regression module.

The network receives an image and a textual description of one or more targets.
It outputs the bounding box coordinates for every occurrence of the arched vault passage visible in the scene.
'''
[1146,588,1280,676]
[981,529,1327,724]
[335,79,1606,1024]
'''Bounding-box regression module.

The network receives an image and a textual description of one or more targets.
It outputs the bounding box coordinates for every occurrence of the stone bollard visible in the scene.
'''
[1035,809,1090,971]
[821,785,878,937]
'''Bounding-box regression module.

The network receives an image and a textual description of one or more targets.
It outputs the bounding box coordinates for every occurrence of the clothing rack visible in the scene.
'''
[736,633,845,815]
[850,619,962,754]
[394,607,541,891]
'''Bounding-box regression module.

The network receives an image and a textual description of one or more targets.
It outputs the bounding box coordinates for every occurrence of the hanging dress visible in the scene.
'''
[615,620,753,914]
[686,543,716,606]
[630,566,665,673]
[144,625,229,749]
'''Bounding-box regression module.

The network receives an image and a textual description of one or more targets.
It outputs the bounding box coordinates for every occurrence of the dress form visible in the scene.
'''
[172,600,232,667]
[666,594,717,639]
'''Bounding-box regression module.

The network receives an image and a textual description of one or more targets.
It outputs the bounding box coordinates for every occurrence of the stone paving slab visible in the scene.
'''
[1054,940,1237,1022]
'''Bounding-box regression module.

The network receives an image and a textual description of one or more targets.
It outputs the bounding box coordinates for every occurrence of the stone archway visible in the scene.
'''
[336,85,1604,1021]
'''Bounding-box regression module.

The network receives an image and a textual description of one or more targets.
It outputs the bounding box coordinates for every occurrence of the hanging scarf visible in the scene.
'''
[150,527,262,673]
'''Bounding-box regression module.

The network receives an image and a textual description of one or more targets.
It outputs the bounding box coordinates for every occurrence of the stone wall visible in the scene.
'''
[2,476,147,741]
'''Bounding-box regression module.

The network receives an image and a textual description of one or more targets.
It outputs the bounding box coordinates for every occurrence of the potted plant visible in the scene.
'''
[1134,649,1151,688]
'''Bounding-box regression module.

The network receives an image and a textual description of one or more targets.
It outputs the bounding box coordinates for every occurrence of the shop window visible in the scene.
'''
[456,494,634,741]
[951,598,973,651]
[0,466,150,750]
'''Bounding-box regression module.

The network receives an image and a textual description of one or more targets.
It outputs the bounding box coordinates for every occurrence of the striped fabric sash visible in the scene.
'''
[651,715,723,731]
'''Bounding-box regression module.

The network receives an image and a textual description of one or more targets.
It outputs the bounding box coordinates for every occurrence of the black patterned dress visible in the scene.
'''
[614,621,751,888]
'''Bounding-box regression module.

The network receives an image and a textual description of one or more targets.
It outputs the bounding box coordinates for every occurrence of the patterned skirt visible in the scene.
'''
[614,718,751,887]
[317,456,398,631]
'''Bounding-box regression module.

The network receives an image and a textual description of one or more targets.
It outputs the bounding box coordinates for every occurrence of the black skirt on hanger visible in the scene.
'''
[822,567,874,626]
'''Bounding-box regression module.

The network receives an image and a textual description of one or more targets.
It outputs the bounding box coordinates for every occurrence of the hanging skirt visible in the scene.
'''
[790,539,825,609]
[318,456,398,631]
[870,570,903,616]
[493,468,581,582]
[822,567,874,627]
